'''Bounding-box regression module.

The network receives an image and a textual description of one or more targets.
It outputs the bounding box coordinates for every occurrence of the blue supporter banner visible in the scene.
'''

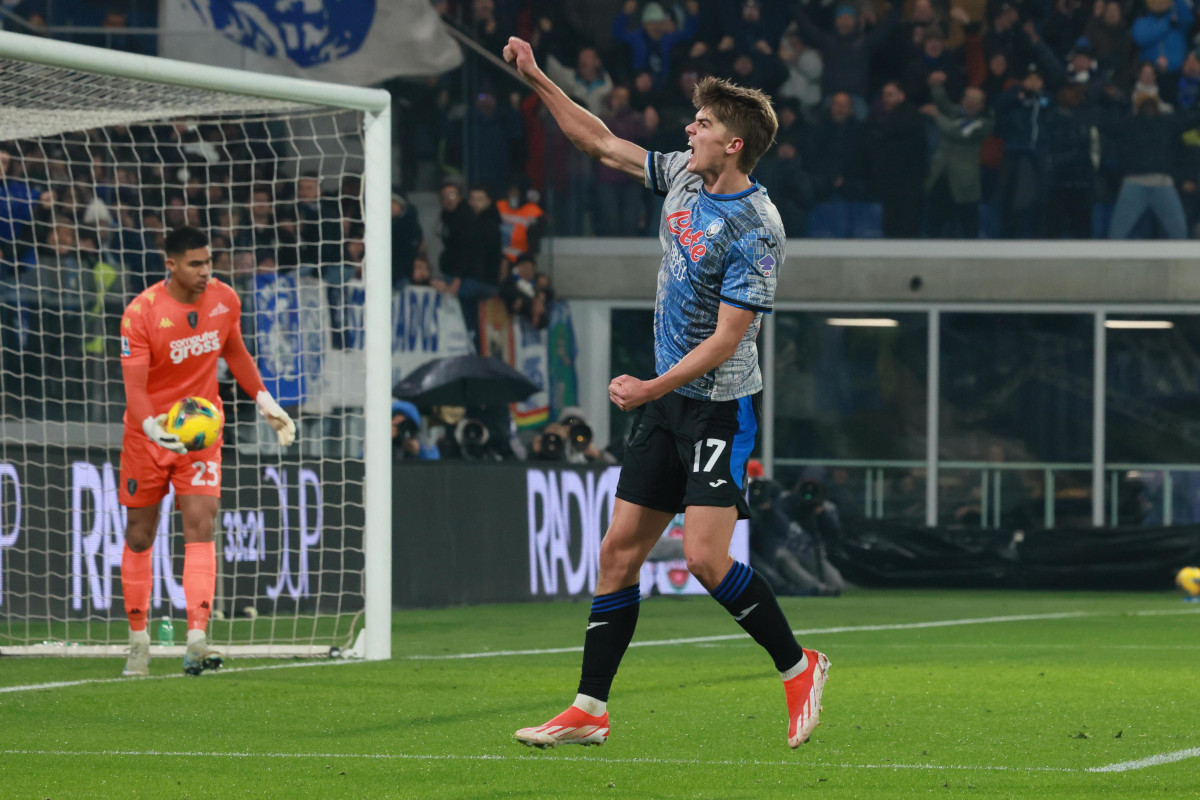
[253,272,305,407]
[166,0,462,86]
[391,286,472,384]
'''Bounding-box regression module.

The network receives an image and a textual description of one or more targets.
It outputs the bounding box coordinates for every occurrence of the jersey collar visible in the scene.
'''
[701,177,760,201]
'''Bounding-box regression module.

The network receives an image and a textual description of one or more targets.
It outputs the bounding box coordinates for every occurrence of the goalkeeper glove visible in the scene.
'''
[256,391,296,447]
[142,414,187,455]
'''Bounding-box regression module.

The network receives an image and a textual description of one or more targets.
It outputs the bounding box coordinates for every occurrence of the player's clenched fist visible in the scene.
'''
[503,36,539,81]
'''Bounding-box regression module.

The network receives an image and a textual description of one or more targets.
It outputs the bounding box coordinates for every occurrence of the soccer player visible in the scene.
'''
[118,226,296,677]
[504,37,830,749]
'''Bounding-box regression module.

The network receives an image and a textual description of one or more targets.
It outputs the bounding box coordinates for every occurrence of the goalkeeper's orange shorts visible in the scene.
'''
[118,426,223,507]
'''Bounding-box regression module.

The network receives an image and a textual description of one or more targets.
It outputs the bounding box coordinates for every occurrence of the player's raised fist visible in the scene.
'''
[503,36,538,80]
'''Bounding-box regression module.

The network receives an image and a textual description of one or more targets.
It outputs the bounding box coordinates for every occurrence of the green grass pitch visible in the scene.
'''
[2,589,1198,798]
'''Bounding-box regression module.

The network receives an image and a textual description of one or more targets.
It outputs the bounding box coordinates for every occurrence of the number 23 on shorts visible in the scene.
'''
[191,460,220,487]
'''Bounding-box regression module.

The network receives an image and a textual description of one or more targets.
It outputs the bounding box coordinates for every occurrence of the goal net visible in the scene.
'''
[0,33,392,660]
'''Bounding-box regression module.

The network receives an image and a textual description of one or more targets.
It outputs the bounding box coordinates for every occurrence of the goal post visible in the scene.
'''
[0,31,392,661]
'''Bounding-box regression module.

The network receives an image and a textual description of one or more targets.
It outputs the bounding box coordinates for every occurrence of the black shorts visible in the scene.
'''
[616,390,760,519]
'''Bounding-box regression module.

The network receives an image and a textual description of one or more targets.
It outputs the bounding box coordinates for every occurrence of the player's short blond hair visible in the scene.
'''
[692,76,778,174]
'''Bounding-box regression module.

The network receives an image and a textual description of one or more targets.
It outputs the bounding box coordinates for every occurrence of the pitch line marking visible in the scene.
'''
[405,611,1091,660]
[7,747,1197,773]
[0,657,357,695]
[1086,747,1200,773]
[0,748,1074,771]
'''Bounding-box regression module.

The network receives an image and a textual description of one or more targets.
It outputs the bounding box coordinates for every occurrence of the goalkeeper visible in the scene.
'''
[117,226,295,677]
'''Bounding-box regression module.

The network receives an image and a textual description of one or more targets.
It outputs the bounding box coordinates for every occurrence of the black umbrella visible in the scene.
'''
[392,355,540,407]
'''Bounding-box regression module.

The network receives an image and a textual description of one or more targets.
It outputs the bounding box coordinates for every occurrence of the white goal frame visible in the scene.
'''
[0,30,392,661]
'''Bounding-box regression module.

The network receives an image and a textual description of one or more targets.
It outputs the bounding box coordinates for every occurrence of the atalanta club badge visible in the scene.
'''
[127,479,138,496]
[187,311,199,329]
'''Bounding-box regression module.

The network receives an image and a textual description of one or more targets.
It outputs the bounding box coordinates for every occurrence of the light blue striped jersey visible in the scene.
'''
[644,150,783,401]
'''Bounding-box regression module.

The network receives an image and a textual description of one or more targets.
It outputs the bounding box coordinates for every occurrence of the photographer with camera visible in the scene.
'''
[748,466,844,597]
[776,477,846,597]
[392,399,439,461]
[529,407,616,464]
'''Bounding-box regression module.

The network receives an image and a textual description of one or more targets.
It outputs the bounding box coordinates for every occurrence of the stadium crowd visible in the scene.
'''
[403,0,1200,239]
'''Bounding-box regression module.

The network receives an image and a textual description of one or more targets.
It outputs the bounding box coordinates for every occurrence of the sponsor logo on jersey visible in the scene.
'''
[145,289,156,304]
[130,302,142,314]
[169,330,222,364]
[210,302,231,317]
[666,209,708,263]
[756,253,776,277]
[158,317,174,328]
[122,317,132,329]
[120,336,131,357]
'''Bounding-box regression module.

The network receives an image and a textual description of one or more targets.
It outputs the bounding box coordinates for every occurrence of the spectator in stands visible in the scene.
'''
[236,185,298,271]
[594,84,657,236]
[776,30,824,121]
[723,48,789,97]
[879,0,941,87]
[401,254,454,294]
[496,180,545,261]
[1041,0,1091,62]
[922,77,993,238]
[1045,82,1098,238]
[794,2,901,120]
[437,180,471,284]
[712,0,791,64]
[983,3,1027,67]
[1174,54,1200,231]
[464,85,523,193]
[295,173,341,268]
[1083,2,1133,89]
[1131,0,1192,79]
[442,185,503,337]
[500,252,554,329]
[805,91,875,237]
[469,0,511,56]
[862,81,926,238]
[18,221,82,309]
[543,40,614,115]
[755,100,815,236]
[0,148,42,260]
[1106,95,1197,239]
[902,27,966,108]
[993,62,1055,237]
[610,0,700,89]
[391,191,426,290]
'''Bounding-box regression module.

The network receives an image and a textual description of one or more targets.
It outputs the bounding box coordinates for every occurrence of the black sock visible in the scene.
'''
[710,561,804,673]
[576,584,640,702]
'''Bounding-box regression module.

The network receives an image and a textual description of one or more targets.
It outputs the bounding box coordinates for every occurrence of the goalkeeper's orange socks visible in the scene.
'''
[183,541,216,632]
[121,544,153,632]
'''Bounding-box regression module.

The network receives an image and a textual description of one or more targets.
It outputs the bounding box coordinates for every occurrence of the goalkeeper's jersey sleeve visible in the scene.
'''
[644,150,783,402]
[119,279,243,429]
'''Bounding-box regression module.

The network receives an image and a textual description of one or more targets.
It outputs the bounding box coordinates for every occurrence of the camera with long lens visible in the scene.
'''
[393,417,419,443]
[566,421,592,451]
[454,417,489,458]
[748,477,781,512]
[797,479,825,508]
[539,430,565,460]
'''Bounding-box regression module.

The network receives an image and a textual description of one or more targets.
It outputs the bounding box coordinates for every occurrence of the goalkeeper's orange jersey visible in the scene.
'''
[119,278,246,430]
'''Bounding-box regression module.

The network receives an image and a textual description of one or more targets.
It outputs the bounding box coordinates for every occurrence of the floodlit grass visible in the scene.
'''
[3,589,1199,798]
